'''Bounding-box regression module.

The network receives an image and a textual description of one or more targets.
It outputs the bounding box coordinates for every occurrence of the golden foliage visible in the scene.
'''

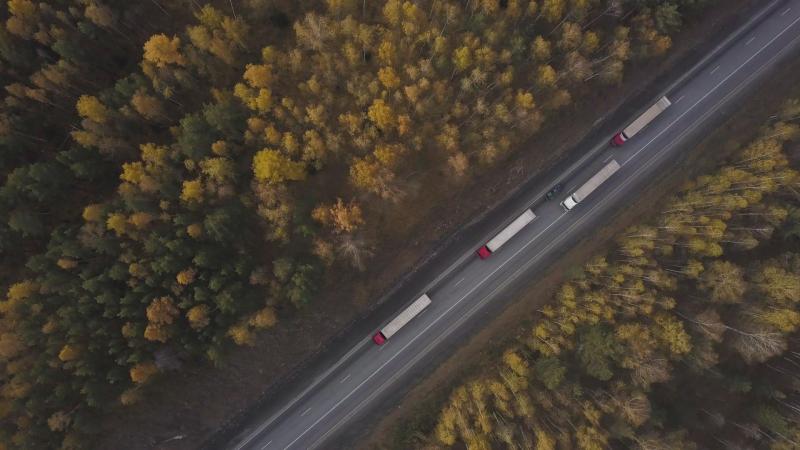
[131,90,165,120]
[82,204,104,222]
[248,307,278,329]
[121,322,137,339]
[7,280,37,301]
[143,34,186,68]
[144,324,170,343]
[211,140,229,156]
[129,212,154,229]
[56,258,77,270]
[327,198,364,233]
[106,213,128,236]
[76,95,109,123]
[180,179,204,203]
[187,305,210,330]
[243,63,273,88]
[228,323,256,346]
[187,223,203,238]
[147,297,179,325]
[129,362,158,384]
[367,98,395,130]
[58,344,79,362]
[252,149,306,183]
[176,268,197,285]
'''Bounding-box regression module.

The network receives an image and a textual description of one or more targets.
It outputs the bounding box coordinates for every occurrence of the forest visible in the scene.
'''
[423,102,800,449]
[0,0,717,447]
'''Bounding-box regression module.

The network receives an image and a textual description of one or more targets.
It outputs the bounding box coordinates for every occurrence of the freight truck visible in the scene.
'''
[477,209,536,259]
[611,96,671,146]
[372,294,432,345]
[561,160,621,211]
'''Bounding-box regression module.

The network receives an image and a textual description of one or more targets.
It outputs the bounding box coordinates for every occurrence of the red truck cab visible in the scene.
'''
[476,245,492,259]
[372,332,387,345]
[611,132,627,146]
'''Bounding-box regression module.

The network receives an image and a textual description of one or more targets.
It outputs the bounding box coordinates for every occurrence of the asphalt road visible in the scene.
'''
[227,1,800,448]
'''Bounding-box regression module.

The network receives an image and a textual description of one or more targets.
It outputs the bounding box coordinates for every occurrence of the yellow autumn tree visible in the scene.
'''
[378,67,401,89]
[146,297,179,325]
[105,213,128,236]
[58,344,79,362]
[367,99,395,130]
[82,204,104,222]
[187,305,210,330]
[143,34,186,68]
[248,307,278,329]
[252,149,306,183]
[56,258,77,270]
[131,90,166,121]
[328,198,364,233]
[176,268,197,285]
[228,323,256,346]
[243,63,273,88]
[186,223,203,238]
[128,212,154,229]
[130,361,159,384]
[180,179,204,203]
[76,95,110,123]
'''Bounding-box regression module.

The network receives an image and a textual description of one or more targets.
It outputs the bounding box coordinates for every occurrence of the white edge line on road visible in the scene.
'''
[234,16,783,442]
[309,23,800,447]
[236,1,794,448]
[286,217,568,448]
[304,11,800,450]
[406,0,782,298]
[626,11,800,167]
[231,337,369,450]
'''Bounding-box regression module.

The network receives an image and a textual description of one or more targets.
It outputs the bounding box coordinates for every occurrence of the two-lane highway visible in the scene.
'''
[228,1,800,448]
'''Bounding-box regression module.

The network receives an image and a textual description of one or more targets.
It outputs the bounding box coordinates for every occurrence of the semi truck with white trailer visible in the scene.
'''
[477,209,536,259]
[611,96,671,146]
[372,294,432,345]
[561,160,621,211]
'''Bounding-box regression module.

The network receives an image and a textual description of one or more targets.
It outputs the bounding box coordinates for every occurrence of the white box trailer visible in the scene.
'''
[373,294,432,345]
[477,209,536,259]
[561,160,621,211]
[612,96,671,145]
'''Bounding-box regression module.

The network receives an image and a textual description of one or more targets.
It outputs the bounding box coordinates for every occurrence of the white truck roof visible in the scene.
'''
[486,209,536,252]
[380,294,432,339]
[572,160,621,203]
[622,96,671,139]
